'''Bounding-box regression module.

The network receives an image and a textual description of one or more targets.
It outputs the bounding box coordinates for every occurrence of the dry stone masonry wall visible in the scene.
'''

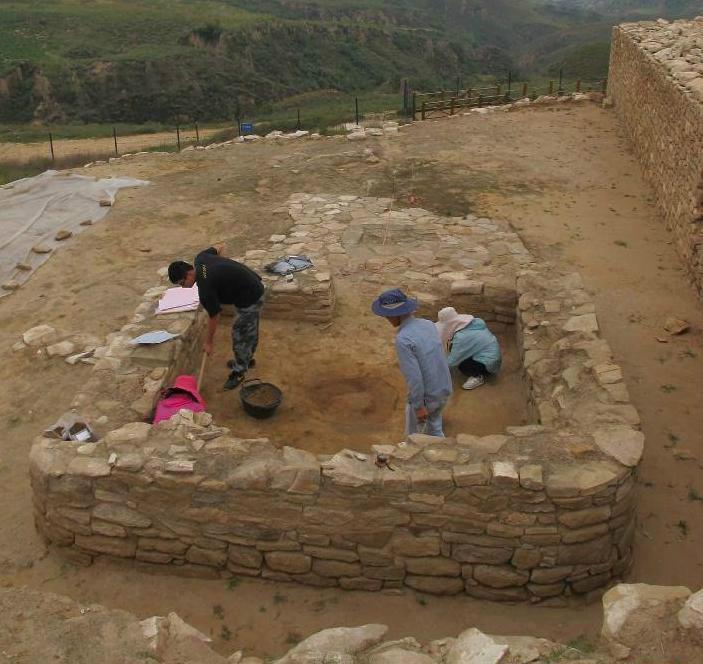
[607,17,703,294]
[30,194,644,602]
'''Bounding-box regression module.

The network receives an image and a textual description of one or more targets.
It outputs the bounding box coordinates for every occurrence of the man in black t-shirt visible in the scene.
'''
[168,245,265,390]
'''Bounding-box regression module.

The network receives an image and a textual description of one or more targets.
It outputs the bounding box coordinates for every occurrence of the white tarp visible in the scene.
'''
[0,170,148,295]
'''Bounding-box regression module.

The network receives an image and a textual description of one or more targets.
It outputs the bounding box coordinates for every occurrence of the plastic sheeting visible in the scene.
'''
[264,255,314,275]
[0,170,148,296]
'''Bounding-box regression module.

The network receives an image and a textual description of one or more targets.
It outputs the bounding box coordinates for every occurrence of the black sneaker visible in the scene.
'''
[223,371,245,391]
[227,358,255,370]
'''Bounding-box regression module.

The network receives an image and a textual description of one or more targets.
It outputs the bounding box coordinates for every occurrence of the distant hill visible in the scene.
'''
[0,0,698,123]
[542,0,701,16]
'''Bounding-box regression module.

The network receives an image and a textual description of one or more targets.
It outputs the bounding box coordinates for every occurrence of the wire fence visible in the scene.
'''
[1,70,606,184]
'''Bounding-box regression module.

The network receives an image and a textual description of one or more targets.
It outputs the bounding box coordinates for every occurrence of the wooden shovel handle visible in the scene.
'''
[197,353,207,392]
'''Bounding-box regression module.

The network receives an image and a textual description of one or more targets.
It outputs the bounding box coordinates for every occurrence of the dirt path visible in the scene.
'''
[0,127,226,162]
[0,102,700,659]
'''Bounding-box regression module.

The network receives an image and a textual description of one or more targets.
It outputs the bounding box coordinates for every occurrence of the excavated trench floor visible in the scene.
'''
[201,311,529,454]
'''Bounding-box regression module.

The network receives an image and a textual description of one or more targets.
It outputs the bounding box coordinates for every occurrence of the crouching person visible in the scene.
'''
[436,306,501,390]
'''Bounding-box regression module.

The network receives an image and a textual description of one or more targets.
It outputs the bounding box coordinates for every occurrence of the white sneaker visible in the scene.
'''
[462,375,485,390]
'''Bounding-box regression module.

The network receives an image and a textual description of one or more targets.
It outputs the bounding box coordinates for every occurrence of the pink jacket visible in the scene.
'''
[152,374,205,424]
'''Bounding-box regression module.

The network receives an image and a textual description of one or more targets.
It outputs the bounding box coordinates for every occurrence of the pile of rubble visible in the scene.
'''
[14,324,103,365]
[1,583,701,663]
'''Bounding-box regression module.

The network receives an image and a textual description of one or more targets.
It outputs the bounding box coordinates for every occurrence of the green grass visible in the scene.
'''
[688,488,703,503]
[0,0,261,69]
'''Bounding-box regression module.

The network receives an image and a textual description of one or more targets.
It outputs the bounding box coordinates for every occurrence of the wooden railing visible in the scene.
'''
[412,79,607,120]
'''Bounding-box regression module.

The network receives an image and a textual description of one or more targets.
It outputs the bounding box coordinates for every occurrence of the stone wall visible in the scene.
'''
[607,17,703,294]
[29,194,644,601]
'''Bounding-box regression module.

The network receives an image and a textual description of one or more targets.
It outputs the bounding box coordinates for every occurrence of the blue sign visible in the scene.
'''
[240,122,253,134]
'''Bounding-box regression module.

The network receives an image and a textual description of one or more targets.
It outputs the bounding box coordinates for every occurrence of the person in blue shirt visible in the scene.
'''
[372,289,452,437]
[436,306,502,391]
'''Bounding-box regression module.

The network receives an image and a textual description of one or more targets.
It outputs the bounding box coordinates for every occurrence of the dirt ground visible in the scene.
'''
[0,101,701,659]
[0,126,224,162]
[205,290,527,453]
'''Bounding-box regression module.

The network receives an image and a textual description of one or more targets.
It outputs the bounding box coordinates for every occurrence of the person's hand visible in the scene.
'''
[415,405,428,422]
[203,340,213,356]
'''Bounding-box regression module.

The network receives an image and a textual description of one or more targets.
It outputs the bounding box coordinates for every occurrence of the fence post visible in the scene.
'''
[558,69,563,95]
[176,124,181,152]
[195,121,200,144]
[522,82,528,98]
[507,70,512,101]
[355,97,359,126]
[478,94,483,107]
[403,79,409,116]
[296,108,301,130]
[548,80,554,95]
[421,101,426,121]
[450,97,455,116]
[48,132,55,162]
[112,126,118,156]
[456,76,460,98]
[412,92,417,120]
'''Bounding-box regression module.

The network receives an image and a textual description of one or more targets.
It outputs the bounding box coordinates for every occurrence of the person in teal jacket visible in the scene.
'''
[435,306,502,390]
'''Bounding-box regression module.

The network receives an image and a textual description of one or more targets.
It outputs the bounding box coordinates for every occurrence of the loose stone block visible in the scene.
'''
[592,427,644,467]
[558,506,611,529]
[404,557,461,577]
[557,534,613,565]
[228,544,263,568]
[453,463,490,487]
[92,503,151,528]
[358,546,393,567]
[138,537,189,555]
[546,464,618,498]
[67,457,111,478]
[560,523,610,544]
[104,422,151,447]
[340,576,383,591]
[404,575,464,595]
[265,551,311,573]
[186,546,227,567]
[562,314,598,333]
[363,564,405,581]
[519,465,544,490]
[453,544,513,565]
[75,534,137,558]
[136,550,173,564]
[391,533,440,557]
[473,565,530,588]
[511,547,542,570]
[527,582,565,597]
[491,461,519,487]
[465,584,528,602]
[303,546,359,562]
[312,559,362,577]
[92,521,127,538]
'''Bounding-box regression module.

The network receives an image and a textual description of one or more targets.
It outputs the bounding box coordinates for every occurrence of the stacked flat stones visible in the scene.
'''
[30,194,643,602]
[608,17,703,295]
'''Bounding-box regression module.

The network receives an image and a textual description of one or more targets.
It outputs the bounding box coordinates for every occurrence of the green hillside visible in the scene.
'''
[0,0,697,123]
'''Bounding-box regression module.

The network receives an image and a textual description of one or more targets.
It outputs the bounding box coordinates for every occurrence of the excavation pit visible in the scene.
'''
[203,316,528,455]
[30,193,644,602]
